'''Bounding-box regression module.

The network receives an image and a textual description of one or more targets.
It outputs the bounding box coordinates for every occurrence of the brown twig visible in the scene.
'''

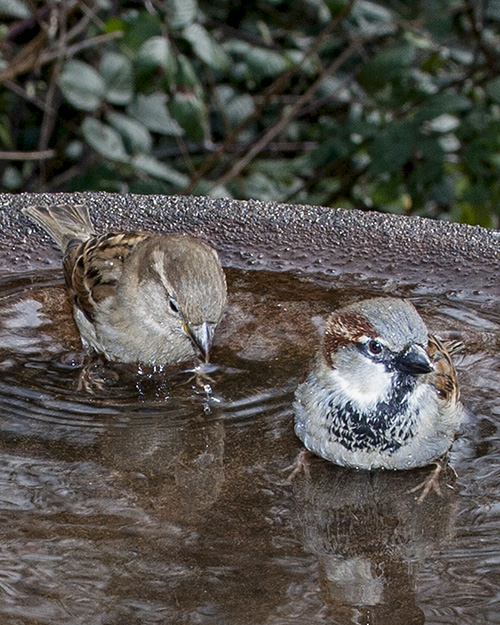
[0,150,56,160]
[3,79,49,111]
[155,140,317,159]
[39,31,123,65]
[37,3,68,188]
[181,1,354,194]
[0,32,47,84]
[210,36,364,191]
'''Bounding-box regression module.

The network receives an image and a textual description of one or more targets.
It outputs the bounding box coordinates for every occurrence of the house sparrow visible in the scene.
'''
[22,204,227,366]
[293,297,464,493]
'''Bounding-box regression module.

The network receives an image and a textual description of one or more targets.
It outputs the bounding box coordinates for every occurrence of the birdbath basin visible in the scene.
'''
[0,191,498,624]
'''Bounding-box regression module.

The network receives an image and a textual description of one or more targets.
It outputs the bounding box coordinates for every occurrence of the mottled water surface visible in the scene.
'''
[0,267,498,625]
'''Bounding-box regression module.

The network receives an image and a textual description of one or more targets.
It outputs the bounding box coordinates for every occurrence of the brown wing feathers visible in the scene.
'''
[428,335,461,402]
[64,232,148,320]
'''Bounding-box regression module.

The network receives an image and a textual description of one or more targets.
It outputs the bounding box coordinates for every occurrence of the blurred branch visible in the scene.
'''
[3,79,49,111]
[181,1,354,194]
[209,35,364,191]
[463,0,498,68]
[0,0,121,87]
[37,3,68,188]
[0,150,56,160]
[0,32,47,84]
[39,31,123,65]
[156,140,317,159]
[205,19,282,50]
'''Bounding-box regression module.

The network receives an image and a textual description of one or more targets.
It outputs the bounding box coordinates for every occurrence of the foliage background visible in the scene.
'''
[0,0,499,227]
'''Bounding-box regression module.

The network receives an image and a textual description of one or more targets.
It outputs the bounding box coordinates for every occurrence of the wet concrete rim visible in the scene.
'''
[0,192,498,299]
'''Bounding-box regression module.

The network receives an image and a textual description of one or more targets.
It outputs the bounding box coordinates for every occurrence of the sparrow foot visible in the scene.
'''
[284,449,313,481]
[408,458,448,503]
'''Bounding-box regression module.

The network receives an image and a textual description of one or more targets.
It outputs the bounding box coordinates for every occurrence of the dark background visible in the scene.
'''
[0,0,499,227]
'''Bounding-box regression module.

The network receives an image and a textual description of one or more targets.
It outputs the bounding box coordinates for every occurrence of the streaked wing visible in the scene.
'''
[63,232,148,320]
[428,334,461,403]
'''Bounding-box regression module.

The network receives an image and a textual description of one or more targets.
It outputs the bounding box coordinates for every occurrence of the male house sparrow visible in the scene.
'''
[22,204,227,365]
[294,297,464,487]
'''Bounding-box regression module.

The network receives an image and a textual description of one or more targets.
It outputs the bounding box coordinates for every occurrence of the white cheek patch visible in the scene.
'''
[327,362,393,410]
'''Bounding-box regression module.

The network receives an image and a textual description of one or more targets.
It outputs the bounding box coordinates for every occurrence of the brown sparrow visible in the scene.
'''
[22,204,227,365]
[294,297,464,485]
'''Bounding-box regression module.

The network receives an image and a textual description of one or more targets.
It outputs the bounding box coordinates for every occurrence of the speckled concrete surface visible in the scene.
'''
[0,192,498,298]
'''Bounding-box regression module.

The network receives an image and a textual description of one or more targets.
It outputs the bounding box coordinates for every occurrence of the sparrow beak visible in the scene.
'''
[396,343,433,375]
[187,321,216,362]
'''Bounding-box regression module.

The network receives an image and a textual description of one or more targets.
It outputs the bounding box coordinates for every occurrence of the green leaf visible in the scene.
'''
[239,171,288,202]
[486,0,500,20]
[457,202,493,227]
[215,85,255,127]
[486,77,500,105]
[351,0,394,28]
[169,91,207,143]
[82,117,129,162]
[464,137,490,176]
[129,180,171,194]
[409,161,444,193]
[70,162,125,193]
[104,17,125,34]
[182,23,229,71]
[245,48,289,81]
[175,55,200,89]
[324,0,348,15]
[136,36,177,84]
[415,92,470,122]
[0,0,30,18]
[58,61,105,111]
[65,140,84,161]
[368,121,419,176]
[121,10,162,51]
[127,94,183,136]
[165,0,198,29]
[1,165,23,189]
[132,154,189,186]
[370,176,405,205]
[100,52,134,106]
[105,112,153,154]
[325,0,347,17]
[428,114,460,133]
[358,43,415,89]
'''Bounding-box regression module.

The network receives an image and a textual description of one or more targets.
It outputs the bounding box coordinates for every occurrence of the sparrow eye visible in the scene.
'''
[168,298,180,314]
[367,339,383,355]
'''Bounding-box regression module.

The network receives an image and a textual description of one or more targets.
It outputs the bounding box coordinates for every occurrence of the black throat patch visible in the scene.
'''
[326,374,419,453]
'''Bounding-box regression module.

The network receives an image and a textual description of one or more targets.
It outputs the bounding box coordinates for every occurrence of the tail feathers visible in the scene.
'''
[22,204,95,250]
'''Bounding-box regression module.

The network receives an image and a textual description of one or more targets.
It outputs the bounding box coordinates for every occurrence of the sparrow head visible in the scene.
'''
[135,234,227,361]
[320,298,432,408]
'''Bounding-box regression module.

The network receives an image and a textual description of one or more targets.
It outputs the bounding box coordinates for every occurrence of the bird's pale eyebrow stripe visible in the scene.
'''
[151,248,176,296]
[152,248,164,276]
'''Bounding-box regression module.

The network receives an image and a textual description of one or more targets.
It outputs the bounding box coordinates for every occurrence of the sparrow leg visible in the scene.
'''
[284,449,313,481]
[408,457,448,503]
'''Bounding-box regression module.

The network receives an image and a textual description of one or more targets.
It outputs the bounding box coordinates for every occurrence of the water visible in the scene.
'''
[0,266,498,625]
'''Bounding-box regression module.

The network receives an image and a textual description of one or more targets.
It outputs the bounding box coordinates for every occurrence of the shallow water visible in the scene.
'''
[0,266,498,625]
